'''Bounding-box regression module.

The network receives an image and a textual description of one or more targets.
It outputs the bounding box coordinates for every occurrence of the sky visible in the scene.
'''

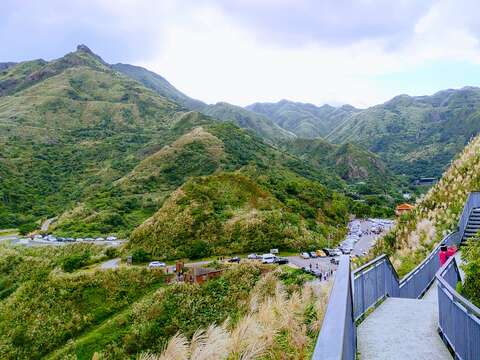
[2,0,480,108]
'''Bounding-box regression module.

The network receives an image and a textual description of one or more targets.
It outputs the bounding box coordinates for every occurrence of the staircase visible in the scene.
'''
[462,208,480,241]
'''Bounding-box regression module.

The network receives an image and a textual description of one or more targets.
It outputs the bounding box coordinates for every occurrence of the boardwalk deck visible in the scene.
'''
[357,283,452,360]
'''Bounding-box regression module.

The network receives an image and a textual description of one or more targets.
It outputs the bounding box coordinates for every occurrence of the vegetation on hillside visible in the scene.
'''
[48,264,329,360]
[373,134,480,276]
[458,239,480,307]
[129,169,349,259]
[0,243,167,359]
[247,100,358,139]
[202,102,295,143]
[326,87,480,179]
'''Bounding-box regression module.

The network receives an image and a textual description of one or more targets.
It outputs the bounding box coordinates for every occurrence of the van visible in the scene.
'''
[262,253,277,264]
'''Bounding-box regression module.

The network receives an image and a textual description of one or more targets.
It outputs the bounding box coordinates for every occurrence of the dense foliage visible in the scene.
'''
[459,239,480,307]
[129,169,349,259]
[326,88,480,179]
[0,243,167,359]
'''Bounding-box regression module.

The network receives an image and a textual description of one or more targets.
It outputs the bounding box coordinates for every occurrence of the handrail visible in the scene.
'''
[436,254,480,359]
[436,256,480,318]
[313,192,479,360]
[312,255,355,360]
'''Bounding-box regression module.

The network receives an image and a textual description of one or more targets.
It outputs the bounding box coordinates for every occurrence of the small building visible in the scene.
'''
[395,203,415,216]
[185,266,223,284]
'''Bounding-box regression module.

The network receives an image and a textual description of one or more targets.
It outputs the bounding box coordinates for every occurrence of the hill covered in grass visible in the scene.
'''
[247,100,358,139]
[373,133,480,276]
[129,168,349,259]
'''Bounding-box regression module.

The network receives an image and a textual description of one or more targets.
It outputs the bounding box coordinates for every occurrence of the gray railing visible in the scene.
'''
[313,192,478,360]
[352,230,459,320]
[312,255,355,360]
[437,255,480,360]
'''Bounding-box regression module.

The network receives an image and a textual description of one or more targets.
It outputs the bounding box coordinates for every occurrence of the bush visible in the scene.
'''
[131,248,149,263]
[18,222,37,235]
[61,251,90,272]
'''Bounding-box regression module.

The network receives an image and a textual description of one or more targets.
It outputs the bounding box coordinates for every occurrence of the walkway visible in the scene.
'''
[357,282,452,360]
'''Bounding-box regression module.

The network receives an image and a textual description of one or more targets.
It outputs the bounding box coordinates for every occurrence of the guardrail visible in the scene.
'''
[312,255,355,360]
[437,255,480,360]
[352,231,459,321]
[313,192,477,360]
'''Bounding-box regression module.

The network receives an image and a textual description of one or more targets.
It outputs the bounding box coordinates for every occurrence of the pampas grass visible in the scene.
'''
[141,270,332,360]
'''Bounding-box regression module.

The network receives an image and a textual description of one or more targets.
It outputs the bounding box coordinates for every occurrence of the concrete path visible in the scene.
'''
[357,282,452,360]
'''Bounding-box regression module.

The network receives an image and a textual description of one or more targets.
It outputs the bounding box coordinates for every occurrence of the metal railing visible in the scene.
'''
[313,192,479,360]
[352,230,459,321]
[312,255,355,360]
[437,255,480,360]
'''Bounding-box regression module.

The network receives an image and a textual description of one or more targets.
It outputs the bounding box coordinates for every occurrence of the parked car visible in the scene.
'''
[262,253,277,264]
[309,251,318,258]
[148,261,166,268]
[341,248,352,255]
[228,256,241,263]
[300,252,310,259]
[106,236,117,241]
[274,257,289,265]
[247,253,260,259]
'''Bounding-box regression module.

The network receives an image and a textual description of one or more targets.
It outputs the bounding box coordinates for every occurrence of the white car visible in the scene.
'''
[247,253,260,259]
[106,236,117,241]
[262,254,277,264]
[148,261,166,268]
[300,252,310,259]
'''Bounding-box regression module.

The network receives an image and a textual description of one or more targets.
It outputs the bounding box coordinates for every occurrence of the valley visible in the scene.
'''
[1,44,480,360]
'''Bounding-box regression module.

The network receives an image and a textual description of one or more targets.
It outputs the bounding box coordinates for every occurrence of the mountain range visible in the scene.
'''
[3,44,480,245]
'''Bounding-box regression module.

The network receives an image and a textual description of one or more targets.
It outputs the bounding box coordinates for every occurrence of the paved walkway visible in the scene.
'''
[357,282,452,360]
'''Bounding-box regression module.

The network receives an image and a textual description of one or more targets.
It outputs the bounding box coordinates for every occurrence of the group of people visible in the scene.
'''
[309,263,334,281]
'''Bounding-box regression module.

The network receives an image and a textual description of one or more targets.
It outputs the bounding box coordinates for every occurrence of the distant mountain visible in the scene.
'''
[111,63,206,111]
[202,102,295,142]
[247,100,358,138]
[326,87,480,178]
[281,138,407,203]
[113,64,295,142]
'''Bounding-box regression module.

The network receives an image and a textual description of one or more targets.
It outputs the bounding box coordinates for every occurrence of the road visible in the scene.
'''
[100,258,121,269]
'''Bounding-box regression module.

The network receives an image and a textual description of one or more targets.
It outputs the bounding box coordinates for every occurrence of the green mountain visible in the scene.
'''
[0,45,355,240]
[247,100,358,138]
[112,66,295,142]
[200,102,295,142]
[111,63,206,111]
[325,87,480,178]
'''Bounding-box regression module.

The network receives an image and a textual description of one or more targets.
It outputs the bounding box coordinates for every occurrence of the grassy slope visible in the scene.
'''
[0,243,168,360]
[129,168,349,259]
[373,133,480,276]
[111,63,206,111]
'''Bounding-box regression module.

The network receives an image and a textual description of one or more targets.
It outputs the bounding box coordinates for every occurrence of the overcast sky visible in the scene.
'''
[2,0,480,108]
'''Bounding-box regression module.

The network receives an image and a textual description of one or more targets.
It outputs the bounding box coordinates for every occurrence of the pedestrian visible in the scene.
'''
[316,263,319,269]
[309,263,312,270]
